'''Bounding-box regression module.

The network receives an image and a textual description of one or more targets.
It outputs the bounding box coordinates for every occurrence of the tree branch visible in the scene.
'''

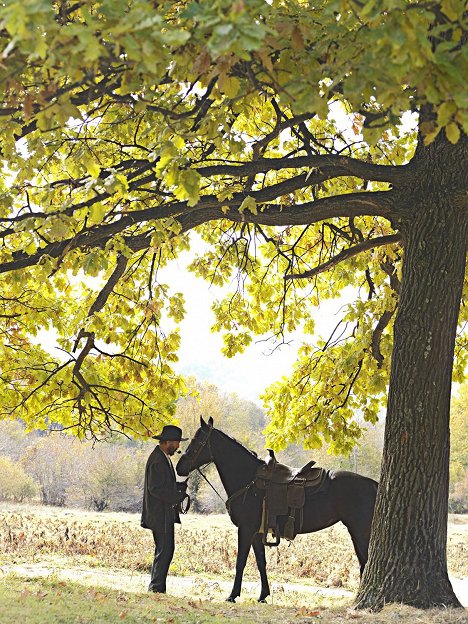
[87,254,128,317]
[371,309,395,368]
[284,234,401,280]
[197,154,408,183]
[0,185,397,276]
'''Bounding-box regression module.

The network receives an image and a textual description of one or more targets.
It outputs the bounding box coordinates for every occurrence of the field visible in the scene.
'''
[0,503,467,623]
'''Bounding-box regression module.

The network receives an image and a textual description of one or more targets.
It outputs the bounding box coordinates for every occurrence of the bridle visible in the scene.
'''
[184,425,214,471]
[183,426,225,504]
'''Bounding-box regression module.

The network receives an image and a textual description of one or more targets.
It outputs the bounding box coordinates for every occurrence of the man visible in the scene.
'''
[141,424,188,593]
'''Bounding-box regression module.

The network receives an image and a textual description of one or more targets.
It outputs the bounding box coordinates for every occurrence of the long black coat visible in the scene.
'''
[141,446,186,532]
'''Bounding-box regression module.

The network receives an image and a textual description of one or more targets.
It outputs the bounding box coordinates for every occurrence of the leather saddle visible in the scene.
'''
[255,450,325,546]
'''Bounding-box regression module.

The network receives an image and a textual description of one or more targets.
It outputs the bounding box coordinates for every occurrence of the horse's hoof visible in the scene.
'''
[258,598,267,603]
[226,596,236,603]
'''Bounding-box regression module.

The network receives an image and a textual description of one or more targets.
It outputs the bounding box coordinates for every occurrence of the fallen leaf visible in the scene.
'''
[296,606,320,617]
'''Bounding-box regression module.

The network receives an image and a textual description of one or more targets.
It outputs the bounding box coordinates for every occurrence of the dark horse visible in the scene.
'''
[177,417,378,603]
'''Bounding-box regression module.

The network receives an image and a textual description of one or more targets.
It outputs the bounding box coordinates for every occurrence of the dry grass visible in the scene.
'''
[0,503,362,589]
[1,503,466,590]
[0,503,467,623]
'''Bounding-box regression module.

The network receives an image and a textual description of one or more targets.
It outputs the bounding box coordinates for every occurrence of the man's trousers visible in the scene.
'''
[148,526,175,593]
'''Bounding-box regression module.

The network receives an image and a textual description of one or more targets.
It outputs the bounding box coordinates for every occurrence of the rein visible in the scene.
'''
[184,425,255,510]
[185,425,226,505]
[196,464,226,505]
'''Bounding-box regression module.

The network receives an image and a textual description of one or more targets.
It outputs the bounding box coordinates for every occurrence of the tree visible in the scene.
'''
[22,435,80,506]
[175,377,266,448]
[449,384,468,512]
[0,0,466,610]
[0,455,39,502]
[0,419,39,460]
[450,383,468,484]
[78,444,143,512]
[174,378,267,509]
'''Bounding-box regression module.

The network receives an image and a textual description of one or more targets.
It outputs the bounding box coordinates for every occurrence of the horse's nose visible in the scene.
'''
[176,455,189,476]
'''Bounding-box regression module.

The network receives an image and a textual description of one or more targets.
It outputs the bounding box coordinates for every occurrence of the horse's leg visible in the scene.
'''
[251,533,270,602]
[226,524,254,602]
[345,522,371,577]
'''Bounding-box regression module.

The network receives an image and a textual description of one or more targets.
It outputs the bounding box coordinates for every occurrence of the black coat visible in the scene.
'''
[141,446,186,532]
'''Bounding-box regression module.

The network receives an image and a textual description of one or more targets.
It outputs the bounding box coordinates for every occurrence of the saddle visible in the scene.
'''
[255,450,325,546]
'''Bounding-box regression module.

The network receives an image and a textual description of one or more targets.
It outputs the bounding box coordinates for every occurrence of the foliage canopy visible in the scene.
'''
[0,0,466,451]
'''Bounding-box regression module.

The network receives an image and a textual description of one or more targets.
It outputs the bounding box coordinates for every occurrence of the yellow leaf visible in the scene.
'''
[445,122,460,144]
[238,196,257,215]
[440,0,462,22]
[24,241,36,255]
[437,101,456,127]
[89,203,107,224]
[85,161,101,178]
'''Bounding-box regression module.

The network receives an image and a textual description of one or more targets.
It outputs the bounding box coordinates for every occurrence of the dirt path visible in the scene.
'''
[2,562,467,607]
[1,561,355,605]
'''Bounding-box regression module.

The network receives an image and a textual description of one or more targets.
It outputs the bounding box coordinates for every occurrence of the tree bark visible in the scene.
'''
[356,150,468,609]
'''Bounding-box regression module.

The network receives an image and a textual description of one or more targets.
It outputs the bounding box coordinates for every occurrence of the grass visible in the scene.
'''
[1,575,467,624]
[0,503,467,623]
[1,504,467,587]
[0,575,466,624]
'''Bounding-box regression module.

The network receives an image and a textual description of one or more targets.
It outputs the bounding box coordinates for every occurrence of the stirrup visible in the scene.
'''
[262,525,281,547]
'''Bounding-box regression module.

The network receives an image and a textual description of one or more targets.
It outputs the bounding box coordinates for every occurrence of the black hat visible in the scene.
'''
[152,425,187,442]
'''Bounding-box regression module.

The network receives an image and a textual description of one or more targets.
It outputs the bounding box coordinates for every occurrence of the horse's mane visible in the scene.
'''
[214,427,263,463]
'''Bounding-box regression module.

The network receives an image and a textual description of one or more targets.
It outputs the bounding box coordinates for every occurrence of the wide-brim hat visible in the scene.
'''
[152,425,187,441]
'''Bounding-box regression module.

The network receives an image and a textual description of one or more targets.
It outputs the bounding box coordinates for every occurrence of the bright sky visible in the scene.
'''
[161,252,354,405]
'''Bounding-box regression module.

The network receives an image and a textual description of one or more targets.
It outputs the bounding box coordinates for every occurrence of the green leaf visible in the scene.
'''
[440,0,463,21]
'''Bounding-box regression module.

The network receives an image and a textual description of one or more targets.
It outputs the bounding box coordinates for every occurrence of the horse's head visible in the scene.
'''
[176,416,215,477]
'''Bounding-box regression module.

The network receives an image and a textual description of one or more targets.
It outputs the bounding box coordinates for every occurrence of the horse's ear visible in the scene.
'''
[208,416,214,427]
[200,416,207,428]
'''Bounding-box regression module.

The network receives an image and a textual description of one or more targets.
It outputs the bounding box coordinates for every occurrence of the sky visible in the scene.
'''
[160,252,354,406]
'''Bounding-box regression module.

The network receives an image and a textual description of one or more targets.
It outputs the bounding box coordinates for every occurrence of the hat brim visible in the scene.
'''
[152,434,188,441]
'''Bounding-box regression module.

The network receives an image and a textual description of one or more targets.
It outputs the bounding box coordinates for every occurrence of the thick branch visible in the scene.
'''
[198,154,407,183]
[71,254,129,398]
[371,309,395,368]
[0,190,396,275]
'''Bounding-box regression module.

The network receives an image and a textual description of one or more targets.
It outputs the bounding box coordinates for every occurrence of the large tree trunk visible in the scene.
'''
[356,136,468,609]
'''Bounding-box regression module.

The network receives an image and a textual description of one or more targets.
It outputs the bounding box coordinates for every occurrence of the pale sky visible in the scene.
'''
[160,253,354,405]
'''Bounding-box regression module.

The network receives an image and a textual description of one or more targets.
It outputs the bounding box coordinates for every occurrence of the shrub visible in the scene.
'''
[0,456,39,502]
[449,469,468,514]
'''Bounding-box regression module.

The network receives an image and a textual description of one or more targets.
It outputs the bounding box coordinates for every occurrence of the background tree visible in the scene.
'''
[22,435,79,506]
[0,0,466,610]
[175,377,266,447]
[77,443,144,512]
[174,378,267,510]
[0,455,39,502]
[449,384,468,512]
[0,419,40,460]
